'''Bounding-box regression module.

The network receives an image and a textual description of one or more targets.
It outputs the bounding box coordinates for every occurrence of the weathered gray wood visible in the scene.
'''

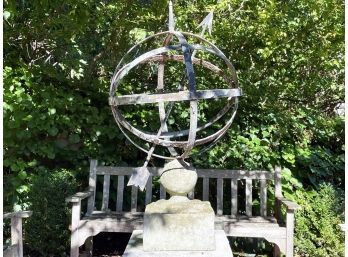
[145,177,153,204]
[101,175,110,211]
[275,198,281,222]
[217,178,223,215]
[109,89,242,106]
[198,169,273,179]
[87,160,97,214]
[4,211,32,219]
[160,184,166,199]
[3,244,17,257]
[260,179,267,217]
[66,191,93,203]
[215,215,278,223]
[274,166,282,197]
[11,217,23,257]
[116,176,124,212]
[3,211,32,257]
[231,179,238,217]
[245,179,252,217]
[96,166,273,180]
[97,166,143,176]
[277,197,300,211]
[203,177,209,201]
[71,202,81,257]
[131,186,138,213]
[274,165,283,222]
[286,212,295,257]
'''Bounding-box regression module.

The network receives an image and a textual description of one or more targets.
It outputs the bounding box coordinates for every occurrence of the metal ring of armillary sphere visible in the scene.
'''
[109,30,242,160]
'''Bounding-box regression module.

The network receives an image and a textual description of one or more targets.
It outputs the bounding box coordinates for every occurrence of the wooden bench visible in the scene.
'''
[66,160,299,257]
[3,211,32,257]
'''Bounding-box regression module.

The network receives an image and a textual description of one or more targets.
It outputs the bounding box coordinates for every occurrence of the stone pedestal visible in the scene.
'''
[123,230,233,257]
[143,197,215,251]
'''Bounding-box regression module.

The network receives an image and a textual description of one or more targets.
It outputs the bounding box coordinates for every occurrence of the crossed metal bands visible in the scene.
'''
[109,30,242,160]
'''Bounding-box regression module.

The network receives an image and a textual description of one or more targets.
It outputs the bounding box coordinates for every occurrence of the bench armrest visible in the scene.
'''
[4,211,33,219]
[65,190,93,203]
[276,196,300,211]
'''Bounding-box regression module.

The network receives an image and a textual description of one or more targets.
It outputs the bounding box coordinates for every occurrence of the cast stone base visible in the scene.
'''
[143,197,215,251]
[123,230,233,257]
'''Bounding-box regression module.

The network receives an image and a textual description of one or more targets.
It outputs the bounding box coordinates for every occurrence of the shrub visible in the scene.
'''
[25,169,77,256]
[295,183,344,257]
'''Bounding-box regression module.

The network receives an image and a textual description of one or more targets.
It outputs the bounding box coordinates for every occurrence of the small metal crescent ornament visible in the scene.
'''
[109,3,242,189]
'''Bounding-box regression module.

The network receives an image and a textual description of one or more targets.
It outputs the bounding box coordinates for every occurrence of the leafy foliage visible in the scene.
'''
[25,170,77,256]
[295,184,344,257]
[3,0,344,256]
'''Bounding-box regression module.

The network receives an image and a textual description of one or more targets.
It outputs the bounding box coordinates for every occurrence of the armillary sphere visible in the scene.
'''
[109,31,241,159]
[108,2,242,189]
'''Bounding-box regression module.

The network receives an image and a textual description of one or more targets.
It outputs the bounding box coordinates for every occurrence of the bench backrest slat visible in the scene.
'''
[116,175,124,212]
[217,178,223,216]
[145,177,153,205]
[202,177,209,201]
[231,179,238,217]
[160,184,166,199]
[131,185,138,213]
[260,179,267,217]
[101,174,110,211]
[245,179,253,217]
[274,166,282,197]
[197,169,273,179]
[87,160,97,214]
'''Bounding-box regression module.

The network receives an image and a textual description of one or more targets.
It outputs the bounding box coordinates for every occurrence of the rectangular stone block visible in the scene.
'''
[143,199,215,251]
[123,230,233,257]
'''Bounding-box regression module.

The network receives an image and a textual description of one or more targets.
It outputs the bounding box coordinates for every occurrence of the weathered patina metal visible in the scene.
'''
[109,2,241,188]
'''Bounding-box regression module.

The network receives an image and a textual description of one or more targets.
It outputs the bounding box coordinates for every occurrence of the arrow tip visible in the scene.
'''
[168,0,175,32]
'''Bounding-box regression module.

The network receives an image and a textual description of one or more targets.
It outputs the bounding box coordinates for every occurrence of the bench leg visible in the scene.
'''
[11,217,23,257]
[286,211,295,257]
[85,236,93,257]
[71,202,81,257]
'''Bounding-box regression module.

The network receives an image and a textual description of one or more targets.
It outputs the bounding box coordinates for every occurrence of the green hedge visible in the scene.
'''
[25,170,77,256]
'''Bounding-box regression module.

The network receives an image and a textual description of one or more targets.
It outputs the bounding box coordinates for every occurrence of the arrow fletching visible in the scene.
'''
[127,166,150,191]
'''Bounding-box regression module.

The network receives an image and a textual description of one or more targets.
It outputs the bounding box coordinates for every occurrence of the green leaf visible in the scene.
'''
[69,134,80,143]
[3,11,10,21]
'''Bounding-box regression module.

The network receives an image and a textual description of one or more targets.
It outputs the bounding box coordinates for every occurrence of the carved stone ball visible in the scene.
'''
[160,159,197,197]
